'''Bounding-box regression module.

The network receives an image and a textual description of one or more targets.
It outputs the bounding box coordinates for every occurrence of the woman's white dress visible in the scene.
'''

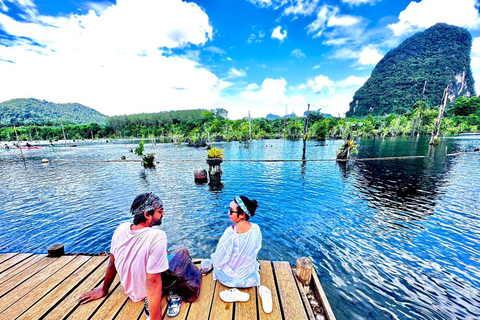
[211,223,262,288]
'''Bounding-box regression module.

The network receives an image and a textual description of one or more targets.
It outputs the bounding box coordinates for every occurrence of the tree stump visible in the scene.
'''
[296,257,314,286]
[48,244,65,257]
[207,158,223,186]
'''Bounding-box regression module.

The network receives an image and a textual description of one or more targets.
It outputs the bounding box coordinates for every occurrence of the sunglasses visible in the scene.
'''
[228,208,239,215]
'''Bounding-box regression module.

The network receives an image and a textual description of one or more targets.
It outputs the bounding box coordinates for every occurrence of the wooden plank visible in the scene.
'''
[209,281,233,320]
[258,260,282,320]
[90,279,129,320]
[235,286,257,320]
[0,255,74,308]
[273,261,308,320]
[0,253,18,264]
[42,258,110,320]
[187,271,215,320]
[18,256,107,320]
[0,253,33,274]
[67,274,121,320]
[0,255,90,319]
[0,254,45,285]
[292,268,315,320]
[311,268,336,320]
[114,298,144,320]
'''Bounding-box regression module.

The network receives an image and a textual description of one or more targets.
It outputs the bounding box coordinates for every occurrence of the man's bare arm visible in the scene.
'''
[78,254,117,304]
[146,273,163,320]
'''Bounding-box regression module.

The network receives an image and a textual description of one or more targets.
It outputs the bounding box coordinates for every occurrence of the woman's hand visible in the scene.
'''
[78,287,107,304]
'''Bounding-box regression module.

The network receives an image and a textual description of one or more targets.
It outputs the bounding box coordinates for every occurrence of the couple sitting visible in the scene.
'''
[78,193,269,320]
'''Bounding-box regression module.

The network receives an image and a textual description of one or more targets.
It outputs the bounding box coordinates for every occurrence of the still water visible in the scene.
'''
[1,136,479,319]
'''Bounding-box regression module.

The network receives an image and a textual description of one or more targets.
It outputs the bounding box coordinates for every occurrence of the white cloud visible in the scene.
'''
[291,48,306,58]
[307,5,360,37]
[471,37,480,93]
[246,83,259,90]
[358,47,383,65]
[205,46,226,55]
[227,68,247,78]
[0,0,229,116]
[241,78,288,104]
[336,76,368,87]
[247,30,265,43]
[388,0,480,36]
[271,26,287,41]
[307,75,335,93]
[342,0,380,6]
[284,0,319,16]
[84,1,112,15]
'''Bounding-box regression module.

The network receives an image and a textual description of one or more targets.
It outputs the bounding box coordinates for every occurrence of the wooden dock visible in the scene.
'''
[0,253,335,320]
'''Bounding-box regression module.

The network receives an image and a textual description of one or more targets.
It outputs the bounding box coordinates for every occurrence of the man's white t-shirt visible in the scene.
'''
[110,222,169,301]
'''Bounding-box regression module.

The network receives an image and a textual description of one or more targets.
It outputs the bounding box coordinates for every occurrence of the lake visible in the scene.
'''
[1,136,479,320]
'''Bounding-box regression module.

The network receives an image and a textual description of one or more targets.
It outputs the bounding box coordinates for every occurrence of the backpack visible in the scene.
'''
[161,247,202,302]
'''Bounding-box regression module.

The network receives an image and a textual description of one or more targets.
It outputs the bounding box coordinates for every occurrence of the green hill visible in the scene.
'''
[0,98,108,126]
[346,23,476,117]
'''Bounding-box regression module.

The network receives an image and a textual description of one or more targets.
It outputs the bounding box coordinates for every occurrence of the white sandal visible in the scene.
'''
[259,285,272,313]
[219,288,250,302]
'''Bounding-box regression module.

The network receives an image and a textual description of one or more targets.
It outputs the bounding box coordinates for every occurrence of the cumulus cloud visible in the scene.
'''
[358,47,383,65]
[271,26,287,41]
[307,75,335,93]
[0,0,227,116]
[241,78,288,104]
[246,83,259,90]
[388,0,480,36]
[291,48,306,58]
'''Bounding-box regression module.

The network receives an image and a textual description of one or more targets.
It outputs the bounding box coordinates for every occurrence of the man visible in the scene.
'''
[78,192,168,320]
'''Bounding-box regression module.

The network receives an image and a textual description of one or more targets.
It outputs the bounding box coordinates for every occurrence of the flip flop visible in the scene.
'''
[259,285,272,313]
[167,293,182,318]
[219,288,250,303]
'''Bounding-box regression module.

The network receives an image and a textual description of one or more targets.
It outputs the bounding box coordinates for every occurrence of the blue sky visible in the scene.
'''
[1,0,480,119]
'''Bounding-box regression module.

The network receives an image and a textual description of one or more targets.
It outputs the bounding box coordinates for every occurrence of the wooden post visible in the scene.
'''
[13,125,25,162]
[60,118,67,147]
[302,104,311,160]
[410,118,417,139]
[248,110,252,141]
[296,257,314,286]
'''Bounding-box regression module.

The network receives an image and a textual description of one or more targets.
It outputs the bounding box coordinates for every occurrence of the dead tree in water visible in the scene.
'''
[337,133,355,160]
[429,84,449,145]
[302,104,310,160]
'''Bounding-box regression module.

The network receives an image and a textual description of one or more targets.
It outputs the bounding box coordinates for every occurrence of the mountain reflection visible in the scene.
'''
[346,136,455,231]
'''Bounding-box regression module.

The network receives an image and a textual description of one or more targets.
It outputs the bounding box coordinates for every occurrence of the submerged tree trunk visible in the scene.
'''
[429,84,449,145]
[337,133,353,160]
[410,118,417,138]
[302,104,310,160]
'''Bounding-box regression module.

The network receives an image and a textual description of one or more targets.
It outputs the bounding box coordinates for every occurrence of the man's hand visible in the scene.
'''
[78,254,117,305]
[78,287,107,304]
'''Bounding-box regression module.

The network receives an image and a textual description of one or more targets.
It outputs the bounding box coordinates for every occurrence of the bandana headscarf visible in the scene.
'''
[235,196,251,217]
[133,193,163,216]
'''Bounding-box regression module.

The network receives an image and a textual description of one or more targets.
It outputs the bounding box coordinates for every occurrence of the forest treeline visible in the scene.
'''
[1,97,480,143]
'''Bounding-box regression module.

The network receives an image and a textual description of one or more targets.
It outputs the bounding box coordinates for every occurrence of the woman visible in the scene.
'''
[211,196,262,288]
